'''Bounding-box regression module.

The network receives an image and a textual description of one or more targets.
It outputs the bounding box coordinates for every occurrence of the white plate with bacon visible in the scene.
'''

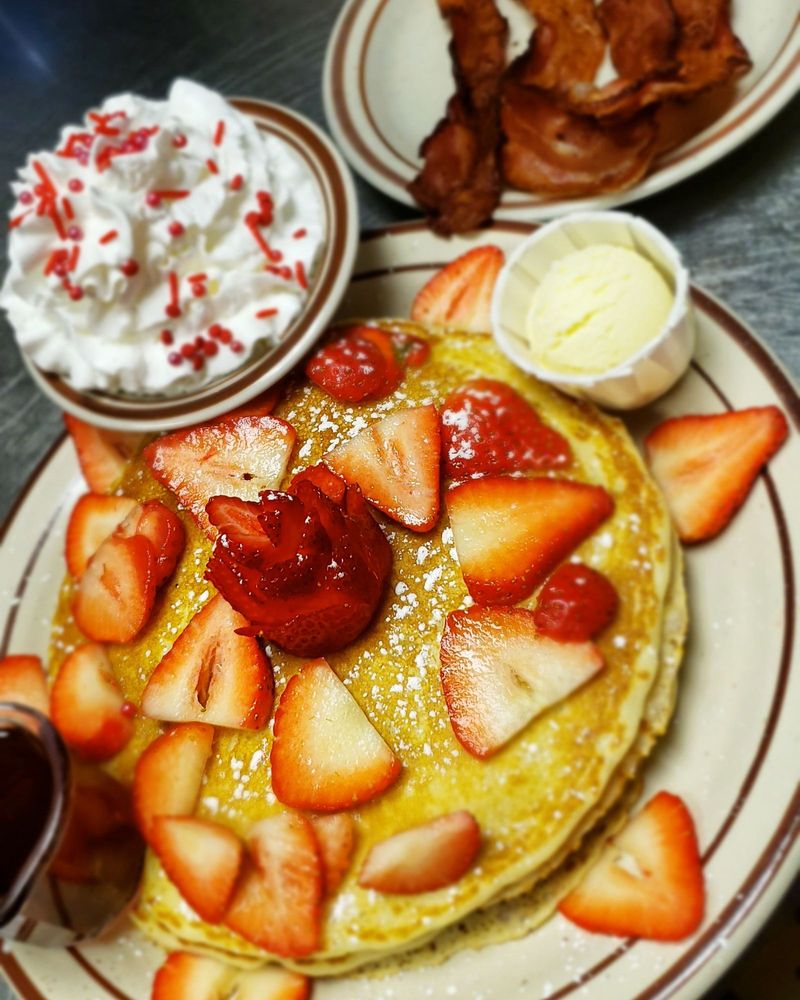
[323,0,800,230]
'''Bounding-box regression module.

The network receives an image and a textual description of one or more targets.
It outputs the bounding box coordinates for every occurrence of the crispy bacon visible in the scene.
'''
[563,0,751,119]
[501,81,658,197]
[408,0,508,234]
[513,0,605,90]
[598,0,678,80]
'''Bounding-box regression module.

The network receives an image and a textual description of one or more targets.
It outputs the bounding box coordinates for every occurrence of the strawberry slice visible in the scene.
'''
[645,406,789,543]
[440,606,604,758]
[441,379,571,480]
[325,405,441,532]
[141,594,273,730]
[133,723,214,843]
[143,415,296,536]
[72,533,156,643]
[117,500,185,586]
[359,810,480,894]
[311,813,357,894]
[559,791,705,941]
[224,813,322,958]
[65,493,138,579]
[151,816,243,924]
[289,463,346,502]
[271,658,401,812]
[0,654,49,715]
[151,953,309,1000]
[64,414,144,493]
[50,643,133,760]
[446,475,614,604]
[534,563,619,642]
[216,383,285,421]
[410,246,504,333]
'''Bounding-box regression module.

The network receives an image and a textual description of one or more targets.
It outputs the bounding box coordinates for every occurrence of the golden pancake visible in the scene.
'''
[49,322,685,975]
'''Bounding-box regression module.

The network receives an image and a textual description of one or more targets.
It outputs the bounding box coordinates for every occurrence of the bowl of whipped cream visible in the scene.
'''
[0,79,358,431]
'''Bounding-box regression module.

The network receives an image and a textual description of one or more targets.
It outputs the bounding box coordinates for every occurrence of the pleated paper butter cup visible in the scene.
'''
[491,212,695,410]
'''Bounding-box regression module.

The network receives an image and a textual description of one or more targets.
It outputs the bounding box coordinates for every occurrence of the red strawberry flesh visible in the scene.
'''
[206,481,392,657]
[534,563,619,642]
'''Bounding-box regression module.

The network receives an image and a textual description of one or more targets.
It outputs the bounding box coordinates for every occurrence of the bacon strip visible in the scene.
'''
[563,0,751,119]
[408,0,508,235]
[598,0,678,80]
[501,81,658,198]
[513,0,605,90]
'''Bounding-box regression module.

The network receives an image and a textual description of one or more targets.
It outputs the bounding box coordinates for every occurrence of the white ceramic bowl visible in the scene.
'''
[491,211,695,410]
[25,99,359,434]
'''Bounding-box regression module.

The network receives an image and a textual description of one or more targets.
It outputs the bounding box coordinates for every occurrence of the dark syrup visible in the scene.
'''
[0,727,54,899]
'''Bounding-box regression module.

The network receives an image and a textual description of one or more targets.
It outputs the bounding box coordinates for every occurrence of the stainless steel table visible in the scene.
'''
[0,1,797,998]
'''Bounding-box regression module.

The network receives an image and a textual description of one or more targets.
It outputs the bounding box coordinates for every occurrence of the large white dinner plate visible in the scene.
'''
[323,0,800,220]
[1,222,799,1000]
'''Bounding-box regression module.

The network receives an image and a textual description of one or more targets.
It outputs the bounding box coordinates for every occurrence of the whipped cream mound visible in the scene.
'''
[0,79,325,395]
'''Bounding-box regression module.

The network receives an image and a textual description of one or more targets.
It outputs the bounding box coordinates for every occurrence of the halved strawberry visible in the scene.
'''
[151,816,243,924]
[359,810,480,894]
[534,563,619,642]
[151,953,309,1000]
[306,325,399,403]
[311,813,356,894]
[410,246,504,333]
[559,791,705,941]
[325,405,441,532]
[141,594,273,730]
[50,643,133,760]
[64,414,144,493]
[271,658,401,812]
[440,606,604,758]
[72,533,156,643]
[133,723,214,843]
[224,813,322,958]
[117,500,185,585]
[151,953,232,1000]
[0,654,49,715]
[645,406,788,543]
[143,415,296,536]
[446,475,614,604]
[65,493,138,579]
[441,379,571,480]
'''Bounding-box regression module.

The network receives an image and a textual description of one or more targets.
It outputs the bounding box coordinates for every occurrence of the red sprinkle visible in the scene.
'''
[68,245,80,272]
[168,351,183,366]
[67,225,83,241]
[209,323,223,339]
[191,283,206,298]
[218,327,233,345]
[172,133,188,149]
[280,266,293,281]
[213,120,225,146]
[120,258,139,277]
[295,261,308,290]
[44,249,67,276]
[230,174,244,191]
[203,339,218,357]
[152,189,190,200]
[99,229,118,244]
[8,211,32,230]
[206,158,219,175]
[120,700,137,719]
[188,272,207,282]
[192,355,204,371]
[61,198,75,221]
[146,191,162,208]
[68,285,84,302]
[293,228,307,239]
[166,271,181,318]
[48,206,67,241]
[181,342,196,359]
[18,191,33,206]
[32,160,56,196]
[230,340,244,353]
[68,179,84,193]
[194,335,205,349]
[160,329,174,345]
[168,221,185,238]
[256,307,278,319]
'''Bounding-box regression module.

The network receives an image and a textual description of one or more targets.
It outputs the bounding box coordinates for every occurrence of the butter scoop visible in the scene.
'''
[492,212,695,410]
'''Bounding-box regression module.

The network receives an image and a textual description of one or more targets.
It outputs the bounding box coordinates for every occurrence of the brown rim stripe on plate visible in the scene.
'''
[1,228,798,1000]
[39,100,349,422]
[333,0,800,206]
